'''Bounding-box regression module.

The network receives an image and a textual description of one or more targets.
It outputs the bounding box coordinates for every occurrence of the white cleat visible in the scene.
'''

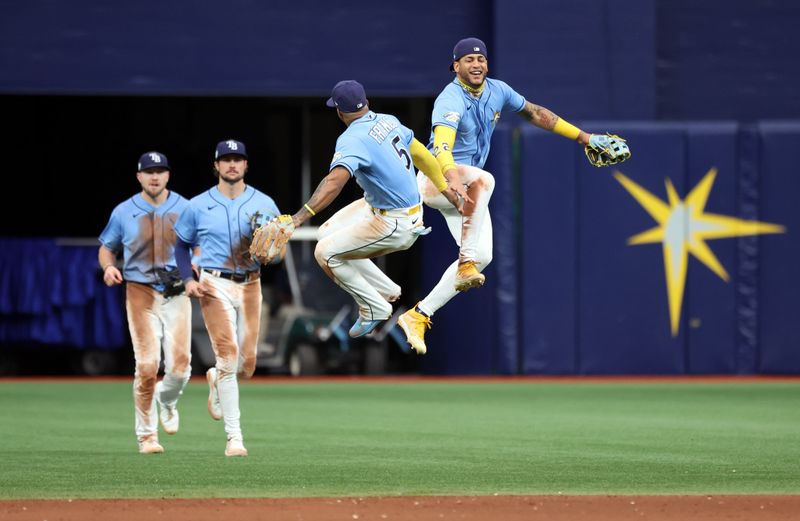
[155,381,179,435]
[206,368,223,421]
[138,435,164,454]
[225,438,248,457]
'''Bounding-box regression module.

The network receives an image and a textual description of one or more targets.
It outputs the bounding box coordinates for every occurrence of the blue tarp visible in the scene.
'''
[0,239,125,349]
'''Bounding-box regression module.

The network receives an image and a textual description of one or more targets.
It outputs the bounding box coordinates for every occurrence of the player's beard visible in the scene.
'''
[456,63,487,89]
[219,169,246,184]
[463,70,485,88]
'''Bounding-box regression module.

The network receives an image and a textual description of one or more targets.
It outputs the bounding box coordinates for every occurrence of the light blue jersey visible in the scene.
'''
[330,111,421,210]
[99,191,189,288]
[174,185,280,274]
[428,78,526,169]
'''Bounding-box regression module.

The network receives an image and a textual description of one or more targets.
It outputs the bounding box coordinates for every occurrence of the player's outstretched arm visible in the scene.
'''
[250,168,351,265]
[518,101,591,145]
[518,101,631,167]
[290,166,351,228]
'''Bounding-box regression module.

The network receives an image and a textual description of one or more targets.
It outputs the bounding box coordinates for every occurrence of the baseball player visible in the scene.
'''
[398,37,630,354]
[252,80,464,338]
[173,139,281,457]
[98,151,192,455]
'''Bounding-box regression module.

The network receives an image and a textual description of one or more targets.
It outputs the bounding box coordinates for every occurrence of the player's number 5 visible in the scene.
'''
[391,136,412,171]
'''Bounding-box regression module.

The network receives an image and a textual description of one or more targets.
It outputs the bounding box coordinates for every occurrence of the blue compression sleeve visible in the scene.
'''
[174,238,194,282]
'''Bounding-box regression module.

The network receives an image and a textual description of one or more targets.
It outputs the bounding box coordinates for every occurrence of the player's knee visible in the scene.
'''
[313,243,326,266]
[481,172,496,195]
[314,243,341,270]
[169,352,191,376]
[135,360,159,382]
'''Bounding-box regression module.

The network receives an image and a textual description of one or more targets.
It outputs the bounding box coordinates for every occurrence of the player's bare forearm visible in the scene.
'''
[292,166,350,226]
[98,246,115,271]
[520,101,591,145]
[98,246,122,286]
[520,101,559,130]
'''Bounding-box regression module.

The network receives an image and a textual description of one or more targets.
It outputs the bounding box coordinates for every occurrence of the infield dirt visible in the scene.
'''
[2,495,800,521]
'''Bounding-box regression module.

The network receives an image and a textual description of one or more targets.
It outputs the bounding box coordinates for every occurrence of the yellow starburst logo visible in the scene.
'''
[614,168,786,336]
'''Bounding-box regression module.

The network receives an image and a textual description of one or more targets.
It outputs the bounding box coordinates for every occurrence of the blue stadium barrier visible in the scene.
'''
[757,122,800,373]
[518,127,578,374]
[418,121,799,375]
[684,124,740,373]
[575,123,689,374]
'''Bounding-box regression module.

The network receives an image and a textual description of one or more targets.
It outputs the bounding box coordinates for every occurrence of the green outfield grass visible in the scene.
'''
[0,379,798,499]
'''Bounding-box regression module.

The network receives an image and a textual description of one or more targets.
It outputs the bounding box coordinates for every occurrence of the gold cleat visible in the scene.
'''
[397,306,432,355]
[454,261,485,291]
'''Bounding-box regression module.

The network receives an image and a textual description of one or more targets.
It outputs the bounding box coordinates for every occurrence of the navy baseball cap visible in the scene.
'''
[215,139,247,159]
[138,151,170,171]
[326,80,367,113]
[450,37,488,71]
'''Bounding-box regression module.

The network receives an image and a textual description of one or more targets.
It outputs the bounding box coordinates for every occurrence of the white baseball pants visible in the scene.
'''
[198,271,262,442]
[126,283,191,441]
[316,198,425,321]
[416,164,495,316]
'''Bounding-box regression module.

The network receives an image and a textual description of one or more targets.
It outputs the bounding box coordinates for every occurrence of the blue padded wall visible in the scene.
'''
[510,121,798,375]
[487,126,519,374]
[519,128,578,374]
[682,124,741,373]
[576,123,688,374]
[757,122,800,373]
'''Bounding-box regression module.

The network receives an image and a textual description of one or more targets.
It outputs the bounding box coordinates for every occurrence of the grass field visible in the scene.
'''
[0,378,798,499]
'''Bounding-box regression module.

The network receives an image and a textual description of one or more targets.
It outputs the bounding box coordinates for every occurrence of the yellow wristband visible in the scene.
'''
[303,203,316,216]
[553,118,582,140]
[441,161,457,175]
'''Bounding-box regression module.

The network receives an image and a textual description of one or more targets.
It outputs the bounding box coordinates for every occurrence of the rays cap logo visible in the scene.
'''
[326,80,367,113]
[450,37,488,71]
[215,139,248,159]
[138,151,170,171]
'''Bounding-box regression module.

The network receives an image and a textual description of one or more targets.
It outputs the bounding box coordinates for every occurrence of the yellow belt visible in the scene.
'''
[373,204,421,216]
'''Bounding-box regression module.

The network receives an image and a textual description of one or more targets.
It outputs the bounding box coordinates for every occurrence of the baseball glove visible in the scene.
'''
[249,214,295,264]
[585,133,631,167]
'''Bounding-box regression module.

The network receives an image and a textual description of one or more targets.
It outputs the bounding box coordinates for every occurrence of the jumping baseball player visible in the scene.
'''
[173,139,281,457]
[249,80,465,337]
[98,151,192,455]
[399,37,630,355]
